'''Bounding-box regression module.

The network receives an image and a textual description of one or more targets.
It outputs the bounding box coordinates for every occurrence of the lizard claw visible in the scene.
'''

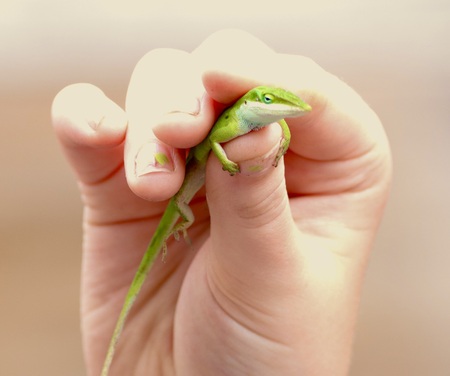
[162,242,168,262]
[183,229,192,246]
[273,138,289,167]
[222,161,240,176]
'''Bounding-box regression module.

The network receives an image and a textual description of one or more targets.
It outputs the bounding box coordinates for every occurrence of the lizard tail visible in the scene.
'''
[100,200,180,376]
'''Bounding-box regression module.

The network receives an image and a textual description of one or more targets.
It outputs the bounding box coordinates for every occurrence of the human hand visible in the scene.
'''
[52,30,392,376]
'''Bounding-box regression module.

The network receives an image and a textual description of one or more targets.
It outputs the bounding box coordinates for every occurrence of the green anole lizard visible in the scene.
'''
[101,86,311,375]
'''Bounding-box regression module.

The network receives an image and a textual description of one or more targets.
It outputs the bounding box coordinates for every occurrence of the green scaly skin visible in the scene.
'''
[100,86,311,375]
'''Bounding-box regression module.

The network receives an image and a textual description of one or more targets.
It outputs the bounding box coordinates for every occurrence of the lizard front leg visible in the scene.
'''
[274,119,291,167]
[210,141,240,175]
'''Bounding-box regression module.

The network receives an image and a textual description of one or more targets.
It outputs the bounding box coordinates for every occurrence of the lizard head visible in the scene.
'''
[239,86,312,127]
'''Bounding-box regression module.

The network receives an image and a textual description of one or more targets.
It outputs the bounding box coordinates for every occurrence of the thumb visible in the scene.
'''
[204,120,300,312]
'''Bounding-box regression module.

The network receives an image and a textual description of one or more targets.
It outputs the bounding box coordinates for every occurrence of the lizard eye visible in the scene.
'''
[263,94,274,104]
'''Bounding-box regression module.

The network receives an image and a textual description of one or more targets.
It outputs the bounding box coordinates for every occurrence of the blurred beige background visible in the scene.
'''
[1,0,449,375]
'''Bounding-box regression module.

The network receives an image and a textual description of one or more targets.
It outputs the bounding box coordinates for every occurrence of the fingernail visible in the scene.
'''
[135,141,175,177]
[87,116,105,131]
[85,99,128,132]
[167,95,201,116]
[238,142,280,176]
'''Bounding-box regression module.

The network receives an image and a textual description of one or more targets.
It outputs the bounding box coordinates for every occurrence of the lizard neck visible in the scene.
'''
[235,104,268,132]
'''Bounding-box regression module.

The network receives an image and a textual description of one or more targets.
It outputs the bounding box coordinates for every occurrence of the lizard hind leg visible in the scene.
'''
[171,201,194,246]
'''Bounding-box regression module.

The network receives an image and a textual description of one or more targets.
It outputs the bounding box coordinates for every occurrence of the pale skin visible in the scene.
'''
[96,85,313,376]
[52,30,392,376]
